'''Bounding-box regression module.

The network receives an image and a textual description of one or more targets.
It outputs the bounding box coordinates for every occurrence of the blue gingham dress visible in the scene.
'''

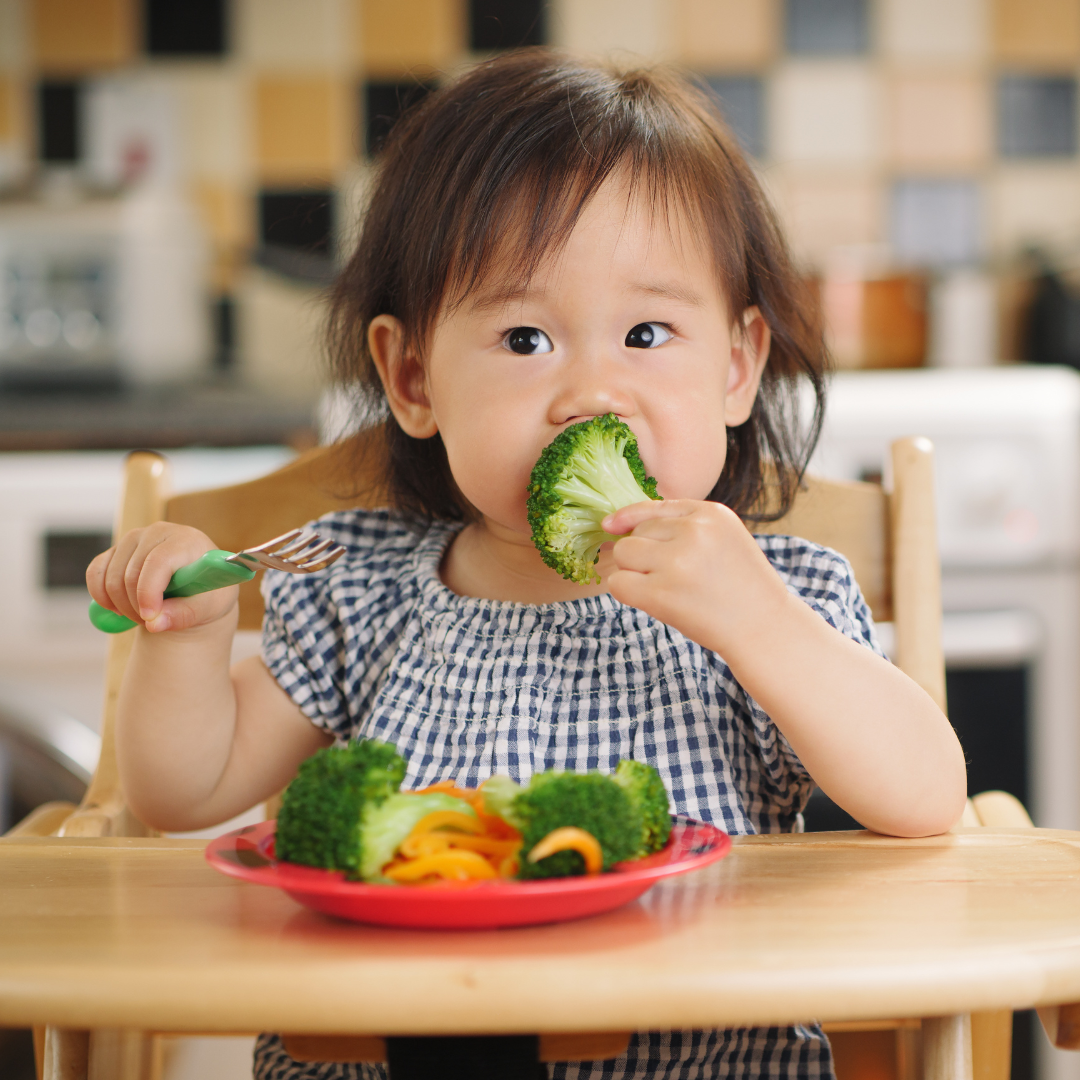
[253,508,884,1080]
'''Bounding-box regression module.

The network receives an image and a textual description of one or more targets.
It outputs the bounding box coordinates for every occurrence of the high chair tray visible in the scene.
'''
[205,817,731,929]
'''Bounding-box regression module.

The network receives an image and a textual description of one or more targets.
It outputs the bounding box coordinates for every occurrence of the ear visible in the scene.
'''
[725,306,771,427]
[368,314,439,439]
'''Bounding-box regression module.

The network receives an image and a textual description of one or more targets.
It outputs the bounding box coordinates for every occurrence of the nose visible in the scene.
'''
[547,348,637,428]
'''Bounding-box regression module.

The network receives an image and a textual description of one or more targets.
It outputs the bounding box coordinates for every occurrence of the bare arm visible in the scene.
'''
[88,523,331,832]
[604,500,967,837]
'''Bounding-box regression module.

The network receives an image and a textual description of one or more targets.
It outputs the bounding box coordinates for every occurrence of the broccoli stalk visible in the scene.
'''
[275,739,477,881]
[527,413,661,585]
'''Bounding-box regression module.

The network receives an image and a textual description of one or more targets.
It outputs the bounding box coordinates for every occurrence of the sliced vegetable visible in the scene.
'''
[383,849,499,882]
[526,826,603,875]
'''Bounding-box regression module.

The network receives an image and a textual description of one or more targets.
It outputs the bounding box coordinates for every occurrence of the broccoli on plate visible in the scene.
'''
[527,413,661,585]
[483,761,673,880]
[274,739,474,880]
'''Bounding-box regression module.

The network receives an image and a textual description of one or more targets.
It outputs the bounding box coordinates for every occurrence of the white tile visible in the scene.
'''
[549,0,675,59]
[991,165,1080,254]
[880,0,988,61]
[234,0,353,71]
[0,0,27,72]
[771,62,881,164]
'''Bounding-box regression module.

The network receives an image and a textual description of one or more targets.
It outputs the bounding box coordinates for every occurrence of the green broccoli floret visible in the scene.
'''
[614,759,673,857]
[274,739,406,877]
[491,771,644,880]
[527,413,662,585]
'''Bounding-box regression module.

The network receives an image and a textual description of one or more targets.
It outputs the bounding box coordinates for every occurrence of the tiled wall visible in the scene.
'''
[0,0,1078,359]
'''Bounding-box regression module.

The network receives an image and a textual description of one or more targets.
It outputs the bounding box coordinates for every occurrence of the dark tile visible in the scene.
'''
[997,74,1077,158]
[144,0,227,56]
[37,81,81,164]
[706,76,766,158]
[258,190,334,257]
[469,0,546,51]
[362,80,437,158]
[891,178,981,266]
[785,0,868,55]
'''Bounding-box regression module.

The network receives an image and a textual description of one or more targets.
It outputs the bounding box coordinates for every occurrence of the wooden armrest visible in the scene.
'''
[2,801,76,839]
[57,800,157,839]
[282,1032,632,1063]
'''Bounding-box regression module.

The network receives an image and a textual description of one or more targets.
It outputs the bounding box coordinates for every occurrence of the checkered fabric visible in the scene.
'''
[254,508,885,1080]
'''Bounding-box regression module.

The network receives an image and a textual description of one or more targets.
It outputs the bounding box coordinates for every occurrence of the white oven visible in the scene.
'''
[0,446,295,831]
[809,365,1080,1080]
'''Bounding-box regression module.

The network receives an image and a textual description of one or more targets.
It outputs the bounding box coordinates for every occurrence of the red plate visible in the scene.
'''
[205,817,731,929]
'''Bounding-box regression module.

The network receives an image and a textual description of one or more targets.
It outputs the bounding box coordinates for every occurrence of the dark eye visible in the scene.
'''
[625,322,673,349]
[504,327,553,355]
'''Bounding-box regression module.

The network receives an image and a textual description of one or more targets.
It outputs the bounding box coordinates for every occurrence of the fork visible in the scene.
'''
[88,529,347,634]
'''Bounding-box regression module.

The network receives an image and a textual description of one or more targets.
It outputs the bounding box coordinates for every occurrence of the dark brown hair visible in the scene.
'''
[327,49,826,522]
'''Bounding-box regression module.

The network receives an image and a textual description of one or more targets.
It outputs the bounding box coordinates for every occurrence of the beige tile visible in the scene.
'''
[672,0,777,67]
[255,75,353,184]
[189,179,253,293]
[170,68,251,184]
[991,165,1080,254]
[993,0,1080,65]
[889,71,990,169]
[30,0,135,71]
[767,170,884,268]
[358,0,462,75]
[551,0,675,59]
[880,0,988,61]
[771,62,881,165]
[235,0,353,71]
[0,0,29,72]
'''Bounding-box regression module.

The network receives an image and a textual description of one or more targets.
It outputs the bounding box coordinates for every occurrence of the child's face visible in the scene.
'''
[371,173,770,538]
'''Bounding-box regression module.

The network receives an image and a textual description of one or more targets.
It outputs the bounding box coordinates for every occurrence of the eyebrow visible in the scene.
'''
[467,284,537,313]
[626,280,706,306]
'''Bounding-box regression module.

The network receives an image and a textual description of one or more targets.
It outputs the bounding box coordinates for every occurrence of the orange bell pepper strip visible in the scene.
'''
[408,810,483,835]
[526,827,604,875]
[384,849,498,882]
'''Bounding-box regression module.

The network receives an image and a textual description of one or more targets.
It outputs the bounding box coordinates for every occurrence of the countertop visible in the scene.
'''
[0,381,317,452]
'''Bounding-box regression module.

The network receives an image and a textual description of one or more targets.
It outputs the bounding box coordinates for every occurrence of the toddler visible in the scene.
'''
[88,50,966,1080]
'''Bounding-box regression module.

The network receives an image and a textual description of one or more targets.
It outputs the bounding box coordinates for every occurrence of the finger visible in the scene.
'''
[144,591,233,634]
[603,498,700,535]
[86,547,116,608]
[104,531,148,623]
[134,536,193,622]
[610,534,667,574]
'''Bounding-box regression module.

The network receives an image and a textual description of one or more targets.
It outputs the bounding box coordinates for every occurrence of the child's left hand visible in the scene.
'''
[602,499,795,657]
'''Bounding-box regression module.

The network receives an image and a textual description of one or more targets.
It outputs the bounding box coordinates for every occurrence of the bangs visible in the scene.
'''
[378,55,751,354]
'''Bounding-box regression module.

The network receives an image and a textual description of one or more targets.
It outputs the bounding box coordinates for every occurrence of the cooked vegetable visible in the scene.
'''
[274,738,674,885]
[274,739,406,876]
[526,826,604,874]
[614,758,673,857]
[495,771,642,880]
[527,412,661,584]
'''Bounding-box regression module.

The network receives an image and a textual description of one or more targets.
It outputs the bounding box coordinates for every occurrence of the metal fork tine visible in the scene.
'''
[228,529,346,576]
[242,528,304,555]
[288,537,334,562]
[296,545,347,572]
[268,531,319,558]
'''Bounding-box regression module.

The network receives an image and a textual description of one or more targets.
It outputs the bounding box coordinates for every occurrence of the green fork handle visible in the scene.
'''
[88,550,257,633]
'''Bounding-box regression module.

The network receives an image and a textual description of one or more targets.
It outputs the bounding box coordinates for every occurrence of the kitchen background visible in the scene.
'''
[2,1,1080,1079]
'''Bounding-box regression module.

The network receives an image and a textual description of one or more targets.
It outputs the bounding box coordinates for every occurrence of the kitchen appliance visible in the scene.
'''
[808,364,1080,1080]
[0,187,210,389]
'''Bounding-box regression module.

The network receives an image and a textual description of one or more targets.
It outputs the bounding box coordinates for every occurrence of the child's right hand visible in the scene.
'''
[86,523,240,634]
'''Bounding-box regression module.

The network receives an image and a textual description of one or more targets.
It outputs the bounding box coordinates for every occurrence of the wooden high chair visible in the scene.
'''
[7,432,1076,1080]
